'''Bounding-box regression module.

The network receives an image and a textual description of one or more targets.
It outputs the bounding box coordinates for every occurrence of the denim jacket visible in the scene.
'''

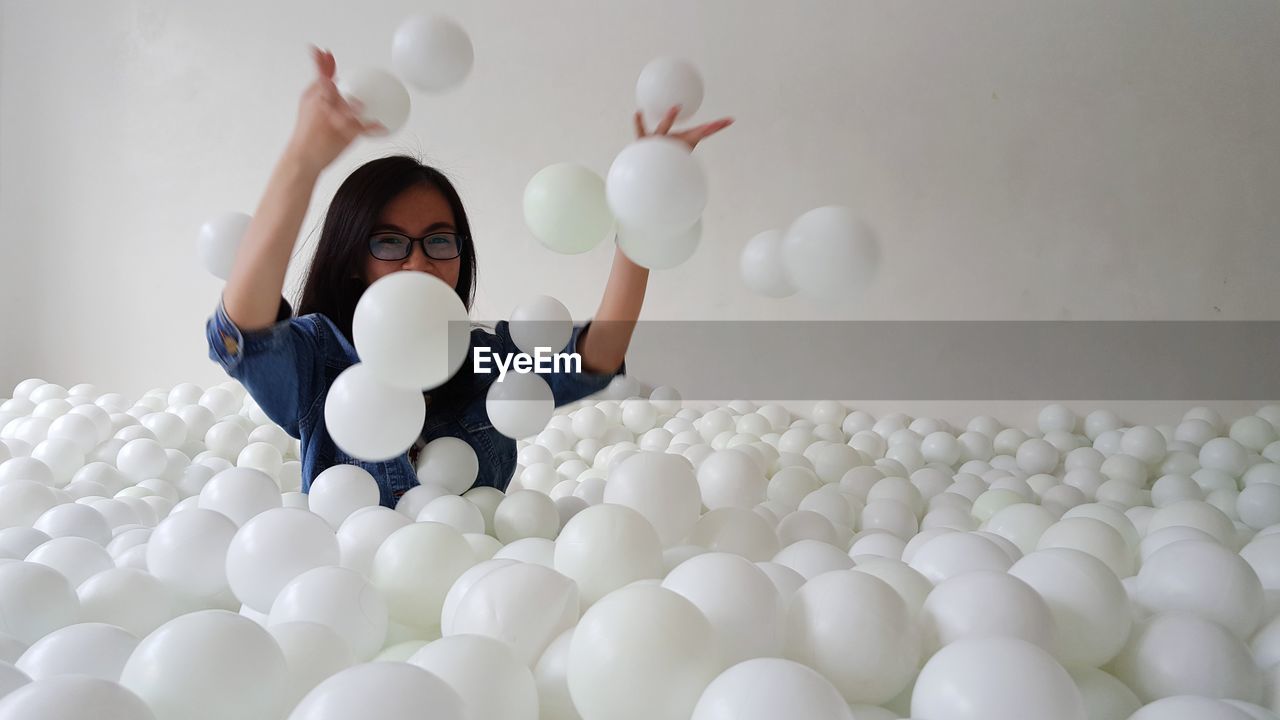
[205,296,625,507]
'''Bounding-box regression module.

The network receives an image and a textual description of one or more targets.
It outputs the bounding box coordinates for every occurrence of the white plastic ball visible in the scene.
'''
[15,622,137,682]
[784,570,918,705]
[568,583,719,720]
[267,621,354,710]
[494,490,560,544]
[336,68,410,135]
[225,507,339,613]
[268,565,388,661]
[353,271,470,391]
[414,436,479,495]
[417,495,484,534]
[324,363,425,461]
[509,295,573,358]
[391,14,474,93]
[690,657,852,720]
[1108,610,1260,703]
[197,212,250,280]
[911,636,1086,720]
[782,206,879,301]
[739,229,797,298]
[523,163,613,254]
[606,137,706,236]
[635,56,703,126]
[1133,539,1263,639]
[604,451,701,546]
[617,218,703,270]
[920,570,1056,655]
[662,552,781,665]
[370,522,475,632]
[0,675,154,720]
[308,464,380,529]
[553,504,662,606]
[119,609,287,719]
[486,371,554,440]
[198,467,281,526]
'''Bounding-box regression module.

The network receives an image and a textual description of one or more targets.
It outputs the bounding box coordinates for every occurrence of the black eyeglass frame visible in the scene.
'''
[367,231,466,262]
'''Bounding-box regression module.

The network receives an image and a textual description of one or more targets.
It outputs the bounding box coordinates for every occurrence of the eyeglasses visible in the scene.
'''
[367,231,464,262]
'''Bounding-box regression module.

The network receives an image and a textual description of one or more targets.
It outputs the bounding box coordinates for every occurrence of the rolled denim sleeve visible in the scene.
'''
[205,295,325,438]
[494,320,626,407]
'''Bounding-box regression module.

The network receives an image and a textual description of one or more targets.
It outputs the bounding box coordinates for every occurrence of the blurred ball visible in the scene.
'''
[635,57,703,126]
[336,68,410,135]
[392,14,474,93]
[197,212,250,280]
[782,206,879,302]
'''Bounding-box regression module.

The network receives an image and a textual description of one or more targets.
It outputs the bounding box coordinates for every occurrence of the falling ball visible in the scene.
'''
[336,68,411,135]
[606,137,707,236]
[197,212,250,280]
[617,218,703,270]
[635,57,704,127]
[740,229,797,298]
[782,206,879,302]
[486,372,554,440]
[509,295,573,357]
[391,14,474,93]
[523,163,614,254]
[324,364,425,462]
[352,271,470,391]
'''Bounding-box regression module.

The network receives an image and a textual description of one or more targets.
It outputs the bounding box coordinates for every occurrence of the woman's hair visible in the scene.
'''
[295,155,477,339]
[294,155,482,410]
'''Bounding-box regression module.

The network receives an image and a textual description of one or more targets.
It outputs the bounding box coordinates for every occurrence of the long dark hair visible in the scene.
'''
[294,155,481,408]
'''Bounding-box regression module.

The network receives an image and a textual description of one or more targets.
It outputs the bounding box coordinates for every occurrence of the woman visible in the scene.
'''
[206,47,732,507]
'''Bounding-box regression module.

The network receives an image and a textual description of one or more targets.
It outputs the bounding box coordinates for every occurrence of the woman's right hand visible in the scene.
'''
[284,47,383,175]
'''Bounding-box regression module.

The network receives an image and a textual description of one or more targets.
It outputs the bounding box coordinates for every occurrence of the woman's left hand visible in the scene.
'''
[634,106,733,150]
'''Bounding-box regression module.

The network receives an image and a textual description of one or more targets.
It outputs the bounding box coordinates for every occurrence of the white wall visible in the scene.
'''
[2,0,1277,423]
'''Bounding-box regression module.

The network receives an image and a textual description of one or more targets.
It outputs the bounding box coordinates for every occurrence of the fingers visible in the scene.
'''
[309,45,336,80]
[330,104,367,139]
[634,111,648,139]
[654,105,680,136]
[676,118,734,149]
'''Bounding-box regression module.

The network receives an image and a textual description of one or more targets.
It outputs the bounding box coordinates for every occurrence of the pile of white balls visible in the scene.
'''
[1,377,1279,720]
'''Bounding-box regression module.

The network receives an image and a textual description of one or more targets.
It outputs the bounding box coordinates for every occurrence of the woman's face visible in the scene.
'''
[363,184,463,289]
